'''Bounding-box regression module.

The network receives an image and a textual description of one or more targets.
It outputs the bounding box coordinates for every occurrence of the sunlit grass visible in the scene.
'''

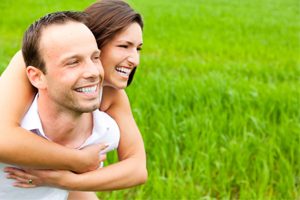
[1,0,299,199]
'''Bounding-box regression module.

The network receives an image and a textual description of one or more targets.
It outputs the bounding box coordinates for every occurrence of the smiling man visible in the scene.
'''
[0,11,120,200]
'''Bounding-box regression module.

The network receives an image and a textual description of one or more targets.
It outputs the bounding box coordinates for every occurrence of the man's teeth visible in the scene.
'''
[76,86,97,93]
[116,67,131,76]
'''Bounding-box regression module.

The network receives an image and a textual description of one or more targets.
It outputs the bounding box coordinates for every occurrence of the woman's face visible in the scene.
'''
[100,22,143,89]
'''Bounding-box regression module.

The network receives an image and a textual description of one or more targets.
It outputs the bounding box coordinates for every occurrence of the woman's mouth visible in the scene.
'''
[115,66,131,77]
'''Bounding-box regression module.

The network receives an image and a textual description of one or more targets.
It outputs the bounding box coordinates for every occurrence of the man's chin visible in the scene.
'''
[78,101,100,113]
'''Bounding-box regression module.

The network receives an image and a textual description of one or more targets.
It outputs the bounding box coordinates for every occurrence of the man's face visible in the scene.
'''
[39,21,104,113]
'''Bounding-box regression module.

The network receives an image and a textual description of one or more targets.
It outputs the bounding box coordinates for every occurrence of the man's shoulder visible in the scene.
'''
[90,110,120,153]
[92,110,119,132]
[93,109,114,122]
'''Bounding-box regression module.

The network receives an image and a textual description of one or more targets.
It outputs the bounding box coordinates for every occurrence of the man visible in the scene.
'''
[0,11,119,199]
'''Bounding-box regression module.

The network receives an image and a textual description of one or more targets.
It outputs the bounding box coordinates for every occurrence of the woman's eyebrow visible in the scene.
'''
[116,40,143,46]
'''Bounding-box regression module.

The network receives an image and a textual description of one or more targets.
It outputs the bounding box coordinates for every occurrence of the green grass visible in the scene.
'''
[1,0,299,199]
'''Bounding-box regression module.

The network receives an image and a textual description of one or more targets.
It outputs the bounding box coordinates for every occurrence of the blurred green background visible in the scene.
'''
[0,0,299,199]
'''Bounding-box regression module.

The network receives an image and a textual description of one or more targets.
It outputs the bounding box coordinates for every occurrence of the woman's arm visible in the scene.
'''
[62,88,147,190]
[0,51,102,173]
[61,87,147,190]
[5,87,147,190]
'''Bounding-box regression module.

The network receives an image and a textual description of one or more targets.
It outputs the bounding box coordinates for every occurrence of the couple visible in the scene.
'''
[0,0,147,200]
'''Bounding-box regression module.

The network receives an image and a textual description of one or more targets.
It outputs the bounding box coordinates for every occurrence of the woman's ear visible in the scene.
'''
[26,66,47,89]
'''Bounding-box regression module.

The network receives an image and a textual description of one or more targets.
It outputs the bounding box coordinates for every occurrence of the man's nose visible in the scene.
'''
[83,59,104,81]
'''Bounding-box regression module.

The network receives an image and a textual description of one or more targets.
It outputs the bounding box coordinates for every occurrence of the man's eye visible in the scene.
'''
[93,56,100,61]
[67,60,79,65]
[137,47,142,51]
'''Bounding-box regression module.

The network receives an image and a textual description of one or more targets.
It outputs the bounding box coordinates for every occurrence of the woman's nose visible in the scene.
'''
[127,50,140,67]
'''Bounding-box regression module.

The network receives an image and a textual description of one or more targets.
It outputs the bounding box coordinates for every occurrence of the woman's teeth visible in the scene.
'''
[116,67,131,77]
[76,86,97,93]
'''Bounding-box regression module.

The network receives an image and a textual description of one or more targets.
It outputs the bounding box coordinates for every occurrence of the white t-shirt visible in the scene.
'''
[0,96,120,200]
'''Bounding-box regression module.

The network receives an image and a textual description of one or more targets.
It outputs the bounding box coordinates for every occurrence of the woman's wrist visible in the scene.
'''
[68,149,100,173]
[67,149,92,173]
[58,172,79,190]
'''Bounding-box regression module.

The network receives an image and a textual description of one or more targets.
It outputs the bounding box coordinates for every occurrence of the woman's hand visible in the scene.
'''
[4,153,106,189]
[4,167,73,189]
[76,144,108,173]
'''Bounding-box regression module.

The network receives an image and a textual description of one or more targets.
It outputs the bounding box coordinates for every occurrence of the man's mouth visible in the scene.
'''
[75,85,97,94]
[115,66,131,77]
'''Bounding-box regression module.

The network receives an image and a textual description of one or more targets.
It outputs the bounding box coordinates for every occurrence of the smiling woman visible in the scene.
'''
[100,22,143,89]
[0,0,147,200]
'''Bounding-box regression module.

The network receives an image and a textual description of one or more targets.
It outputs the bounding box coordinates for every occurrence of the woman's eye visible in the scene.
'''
[118,45,128,49]
[137,47,142,51]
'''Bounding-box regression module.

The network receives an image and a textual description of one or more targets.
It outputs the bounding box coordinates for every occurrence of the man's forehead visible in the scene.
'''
[40,21,88,41]
[39,21,96,57]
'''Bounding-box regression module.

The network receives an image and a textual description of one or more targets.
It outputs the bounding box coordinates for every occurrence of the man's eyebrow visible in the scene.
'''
[60,54,78,62]
[60,50,101,62]
[92,49,101,55]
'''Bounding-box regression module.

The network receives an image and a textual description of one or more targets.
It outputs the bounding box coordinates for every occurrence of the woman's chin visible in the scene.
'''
[115,82,127,90]
[104,80,127,90]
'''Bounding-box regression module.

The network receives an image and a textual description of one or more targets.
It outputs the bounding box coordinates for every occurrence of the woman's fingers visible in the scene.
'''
[4,167,25,174]
[4,167,38,187]
[7,173,27,182]
[13,181,37,188]
[7,174,37,188]
[5,167,31,179]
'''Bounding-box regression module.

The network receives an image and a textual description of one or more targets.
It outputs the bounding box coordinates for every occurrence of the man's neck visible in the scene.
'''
[37,95,93,149]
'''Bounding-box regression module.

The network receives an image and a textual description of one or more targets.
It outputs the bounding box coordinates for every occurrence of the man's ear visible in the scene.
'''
[26,66,47,89]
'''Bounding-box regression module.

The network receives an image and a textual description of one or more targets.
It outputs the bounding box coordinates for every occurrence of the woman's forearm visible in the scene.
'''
[64,156,147,191]
[0,126,79,170]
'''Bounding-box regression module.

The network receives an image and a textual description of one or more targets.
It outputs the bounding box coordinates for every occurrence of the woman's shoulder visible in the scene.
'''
[100,87,128,112]
[9,50,24,64]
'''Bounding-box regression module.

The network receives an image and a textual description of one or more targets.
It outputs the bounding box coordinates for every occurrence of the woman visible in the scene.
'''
[0,0,147,199]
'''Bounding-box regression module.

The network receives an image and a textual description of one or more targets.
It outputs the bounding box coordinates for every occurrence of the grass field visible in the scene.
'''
[0,0,299,199]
